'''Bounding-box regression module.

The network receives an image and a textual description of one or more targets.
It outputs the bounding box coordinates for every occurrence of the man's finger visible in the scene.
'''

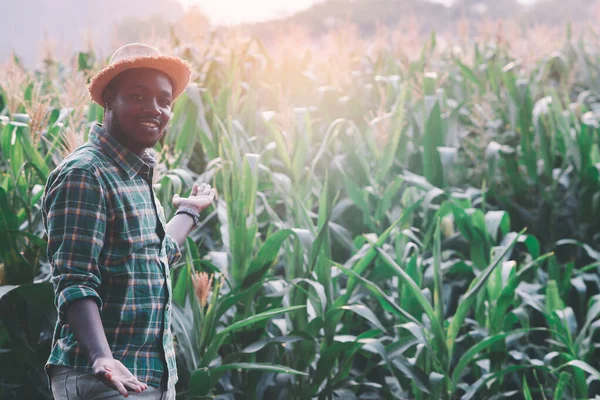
[111,379,129,397]
[199,185,211,196]
[124,381,144,393]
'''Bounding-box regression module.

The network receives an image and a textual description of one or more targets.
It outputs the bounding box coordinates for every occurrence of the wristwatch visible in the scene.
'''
[175,206,200,229]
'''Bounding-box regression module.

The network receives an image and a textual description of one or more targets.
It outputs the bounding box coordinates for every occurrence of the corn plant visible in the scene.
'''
[2,18,600,400]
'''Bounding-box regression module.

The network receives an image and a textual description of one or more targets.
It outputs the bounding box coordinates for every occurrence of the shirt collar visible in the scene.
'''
[89,123,156,180]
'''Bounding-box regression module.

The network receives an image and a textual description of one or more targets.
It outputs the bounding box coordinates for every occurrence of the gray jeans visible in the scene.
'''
[50,366,176,400]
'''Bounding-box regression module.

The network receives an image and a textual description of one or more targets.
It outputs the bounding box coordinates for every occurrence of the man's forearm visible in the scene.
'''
[66,298,113,364]
[166,213,195,248]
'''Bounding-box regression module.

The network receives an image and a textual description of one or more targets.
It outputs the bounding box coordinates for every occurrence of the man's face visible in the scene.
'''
[106,68,173,153]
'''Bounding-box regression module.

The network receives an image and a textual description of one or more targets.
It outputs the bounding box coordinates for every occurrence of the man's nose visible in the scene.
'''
[142,98,161,115]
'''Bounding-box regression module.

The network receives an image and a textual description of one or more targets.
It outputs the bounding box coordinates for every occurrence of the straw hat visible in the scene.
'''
[88,43,192,107]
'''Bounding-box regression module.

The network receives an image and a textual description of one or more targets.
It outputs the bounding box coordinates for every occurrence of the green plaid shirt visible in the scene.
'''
[43,123,182,389]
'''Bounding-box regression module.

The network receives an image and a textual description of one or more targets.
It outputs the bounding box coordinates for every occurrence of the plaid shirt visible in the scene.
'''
[43,123,182,389]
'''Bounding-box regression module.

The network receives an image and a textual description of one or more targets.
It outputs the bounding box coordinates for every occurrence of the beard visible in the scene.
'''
[107,111,166,155]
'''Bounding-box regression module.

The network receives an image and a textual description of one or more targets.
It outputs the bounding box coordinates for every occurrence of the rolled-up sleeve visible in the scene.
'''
[43,168,106,324]
[164,234,182,267]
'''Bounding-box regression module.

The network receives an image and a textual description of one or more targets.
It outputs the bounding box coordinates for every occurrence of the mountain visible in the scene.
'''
[238,0,596,42]
[239,0,453,39]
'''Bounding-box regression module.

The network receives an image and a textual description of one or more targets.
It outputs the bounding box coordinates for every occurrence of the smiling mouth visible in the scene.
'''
[139,120,160,129]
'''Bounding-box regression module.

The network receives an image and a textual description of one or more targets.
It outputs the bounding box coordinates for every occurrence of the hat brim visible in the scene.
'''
[88,55,192,107]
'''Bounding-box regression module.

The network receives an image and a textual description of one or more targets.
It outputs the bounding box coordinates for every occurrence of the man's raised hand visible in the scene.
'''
[172,183,216,213]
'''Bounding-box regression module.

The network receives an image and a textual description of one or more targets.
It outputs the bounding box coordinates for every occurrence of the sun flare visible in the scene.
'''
[180,0,318,25]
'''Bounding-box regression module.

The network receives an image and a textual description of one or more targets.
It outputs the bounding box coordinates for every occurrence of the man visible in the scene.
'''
[43,43,215,399]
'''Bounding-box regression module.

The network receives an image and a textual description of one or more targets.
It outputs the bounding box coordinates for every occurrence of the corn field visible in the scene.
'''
[1,21,600,400]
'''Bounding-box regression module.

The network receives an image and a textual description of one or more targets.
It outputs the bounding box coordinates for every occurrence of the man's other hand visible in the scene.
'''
[92,357,148,397]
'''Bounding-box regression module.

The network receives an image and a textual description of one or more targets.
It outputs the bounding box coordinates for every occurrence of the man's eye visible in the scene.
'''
[162,99,172,106]
[131,94,143,101]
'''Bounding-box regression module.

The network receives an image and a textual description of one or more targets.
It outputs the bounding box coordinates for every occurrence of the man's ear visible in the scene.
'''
[102,87,115,111]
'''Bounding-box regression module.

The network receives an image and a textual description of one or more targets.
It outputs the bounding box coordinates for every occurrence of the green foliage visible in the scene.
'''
[2,20,600,400]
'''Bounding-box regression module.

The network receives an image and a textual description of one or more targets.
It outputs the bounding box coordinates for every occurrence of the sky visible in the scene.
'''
[181,0,539,25]
[180,0,320,25]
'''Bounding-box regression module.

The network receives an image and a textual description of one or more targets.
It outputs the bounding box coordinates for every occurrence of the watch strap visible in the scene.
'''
[175,206,200,228]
